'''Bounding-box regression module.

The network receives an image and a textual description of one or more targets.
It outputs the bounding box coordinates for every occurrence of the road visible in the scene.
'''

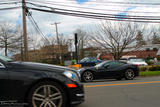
[77,76,160,107]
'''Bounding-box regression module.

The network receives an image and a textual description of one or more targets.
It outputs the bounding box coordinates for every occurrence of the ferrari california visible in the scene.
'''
[78,60,139,82]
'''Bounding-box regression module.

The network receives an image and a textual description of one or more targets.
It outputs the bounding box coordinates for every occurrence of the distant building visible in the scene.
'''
[14,45,68,62]
[83,47,102,58]
[101,44,160,60]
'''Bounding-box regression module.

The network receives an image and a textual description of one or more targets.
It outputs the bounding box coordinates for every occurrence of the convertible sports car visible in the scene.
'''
[78,60,139,82]
[0,55,84,107]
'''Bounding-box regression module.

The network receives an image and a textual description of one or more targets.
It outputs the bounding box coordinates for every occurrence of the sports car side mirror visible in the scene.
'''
[104,65,109,69]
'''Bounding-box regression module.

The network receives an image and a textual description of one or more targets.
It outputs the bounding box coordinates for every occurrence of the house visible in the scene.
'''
[101,44,160,60]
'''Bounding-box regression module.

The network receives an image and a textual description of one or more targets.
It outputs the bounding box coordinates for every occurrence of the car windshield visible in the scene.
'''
[0,55,13,62]
[80,58,89,62]
[129,59,144,62]
[95,61,109,67]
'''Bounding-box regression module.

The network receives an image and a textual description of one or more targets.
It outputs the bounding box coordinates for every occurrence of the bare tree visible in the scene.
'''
[91,21,146,60]
[0,23,22,56]
[58,34,70,63]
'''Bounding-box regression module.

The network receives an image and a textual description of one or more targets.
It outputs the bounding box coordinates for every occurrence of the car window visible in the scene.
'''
[81,58,97,63]
[80,58,89,62]
[0,55,13,62]
[85,58,90,62]
[90,58,97,62]
[103,61,112,67]
[95,61,109,67]
[104,61,124,68]
[129,59,144,62]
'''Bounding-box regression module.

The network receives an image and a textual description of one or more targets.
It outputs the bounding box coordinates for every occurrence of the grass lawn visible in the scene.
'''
[140,71,160,77]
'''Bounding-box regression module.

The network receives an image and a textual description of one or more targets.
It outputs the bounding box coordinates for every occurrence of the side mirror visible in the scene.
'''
[104,65,109,69]
[0,62,5,68]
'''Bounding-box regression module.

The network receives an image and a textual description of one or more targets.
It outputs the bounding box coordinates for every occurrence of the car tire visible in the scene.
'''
[81,71,94,82]
[27,81,67,107]
[124,69,135,80]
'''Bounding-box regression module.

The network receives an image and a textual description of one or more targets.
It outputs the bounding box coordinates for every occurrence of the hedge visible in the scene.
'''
[139,65,160,72]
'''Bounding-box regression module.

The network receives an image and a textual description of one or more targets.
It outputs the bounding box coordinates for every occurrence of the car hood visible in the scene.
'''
[8,61,75,73]
[81,66,96,70]
[78,66,96,74]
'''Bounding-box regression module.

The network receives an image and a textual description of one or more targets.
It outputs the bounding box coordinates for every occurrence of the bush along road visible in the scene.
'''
[139,65,160,77]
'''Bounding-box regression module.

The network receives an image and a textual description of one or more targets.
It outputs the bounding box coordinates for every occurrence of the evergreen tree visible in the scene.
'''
[136,31,146,46]
[152,32,160,44]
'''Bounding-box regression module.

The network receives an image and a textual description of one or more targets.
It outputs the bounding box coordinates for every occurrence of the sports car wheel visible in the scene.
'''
[28,81,67,107]
[82,71,94,82]
[125,69,135,80]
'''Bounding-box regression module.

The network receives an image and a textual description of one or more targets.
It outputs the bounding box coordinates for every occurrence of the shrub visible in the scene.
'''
[148,65,160,71]
[153,48,158,51]
[145,60,154,65]
[140,66,147,71]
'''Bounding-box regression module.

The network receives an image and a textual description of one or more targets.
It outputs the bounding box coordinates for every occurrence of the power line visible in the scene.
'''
[27,11,50,43]
[0,7,21,11]
[26,2,160,19]
[26,0,160,14]
[0,0,21,2]
[26,2,160,21]
[0,1,21,5]
[27,0,160,8]
[27,7,160,23]
[64,0,160,6]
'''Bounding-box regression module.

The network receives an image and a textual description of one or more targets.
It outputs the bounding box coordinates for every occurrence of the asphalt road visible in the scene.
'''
[77,76,160,107]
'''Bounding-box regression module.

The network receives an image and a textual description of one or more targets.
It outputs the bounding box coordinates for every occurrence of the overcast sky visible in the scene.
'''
[0,0,160,54]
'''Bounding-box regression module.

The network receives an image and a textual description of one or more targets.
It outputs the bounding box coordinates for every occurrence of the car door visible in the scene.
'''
[0,62,10,100]
[98,61,123,78]
[95,61,112,78]
[7,66,33,101]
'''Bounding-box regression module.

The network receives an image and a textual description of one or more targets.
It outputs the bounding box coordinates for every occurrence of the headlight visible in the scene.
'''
[63,70,80,82]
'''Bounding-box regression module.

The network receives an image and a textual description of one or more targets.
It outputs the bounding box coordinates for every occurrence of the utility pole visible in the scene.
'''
[51,22,61,64]
[51,22,60,44]
[22,0,28,61]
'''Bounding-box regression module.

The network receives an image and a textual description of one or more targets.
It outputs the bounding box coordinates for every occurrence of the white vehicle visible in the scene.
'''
[127,58,148,66]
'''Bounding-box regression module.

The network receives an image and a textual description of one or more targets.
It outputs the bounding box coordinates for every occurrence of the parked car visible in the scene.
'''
[0,55,84,107]
[78,60,139,82]
[79,57,102,67]
[127,58,148,66]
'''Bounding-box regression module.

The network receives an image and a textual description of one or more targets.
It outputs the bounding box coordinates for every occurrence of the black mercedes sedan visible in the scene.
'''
[0,55,84,107]
[78,60,139,82]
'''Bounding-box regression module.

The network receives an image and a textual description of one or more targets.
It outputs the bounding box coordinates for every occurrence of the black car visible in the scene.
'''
[0,55,84,107]
[78,60,139,82]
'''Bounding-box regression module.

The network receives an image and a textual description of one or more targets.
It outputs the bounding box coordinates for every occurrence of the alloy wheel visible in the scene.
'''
[83,71,93,82]
[125,69,135,80]
[32,85,63,107]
